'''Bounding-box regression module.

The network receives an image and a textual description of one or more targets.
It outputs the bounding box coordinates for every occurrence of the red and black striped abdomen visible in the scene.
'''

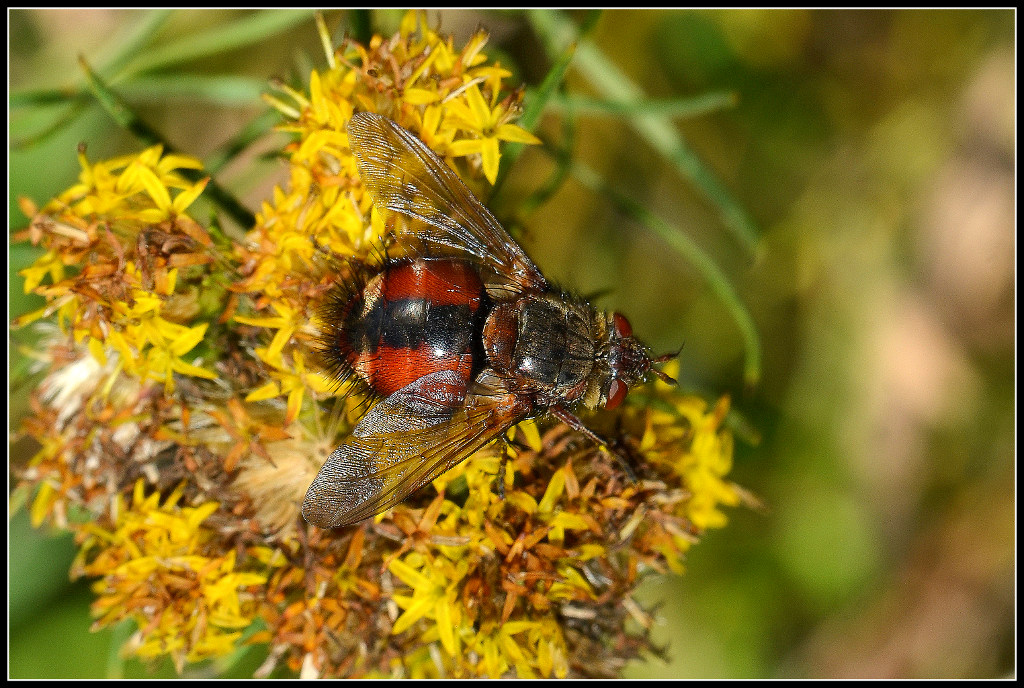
[322,258,486,398]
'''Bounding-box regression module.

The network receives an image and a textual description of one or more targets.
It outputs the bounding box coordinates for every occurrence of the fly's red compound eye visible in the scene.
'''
[613,312,632,338]
[606,378,628,410]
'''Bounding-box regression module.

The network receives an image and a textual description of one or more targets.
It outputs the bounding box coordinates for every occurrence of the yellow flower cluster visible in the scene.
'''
[11,11,743,679]
[72,481,266,672]
[350,364,739,677]
[15,144,216,394]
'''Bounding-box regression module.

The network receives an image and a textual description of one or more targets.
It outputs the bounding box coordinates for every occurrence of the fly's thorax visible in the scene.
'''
[482,292,605,406]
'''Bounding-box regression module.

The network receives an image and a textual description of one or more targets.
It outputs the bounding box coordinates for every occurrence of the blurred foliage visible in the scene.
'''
[8,9,1015,678]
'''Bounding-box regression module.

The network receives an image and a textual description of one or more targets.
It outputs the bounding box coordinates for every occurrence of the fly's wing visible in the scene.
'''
[302,369,530,529]
[346,112,548,297]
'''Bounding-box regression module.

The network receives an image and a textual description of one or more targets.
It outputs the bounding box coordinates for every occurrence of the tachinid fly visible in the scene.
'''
[302,112,675,529]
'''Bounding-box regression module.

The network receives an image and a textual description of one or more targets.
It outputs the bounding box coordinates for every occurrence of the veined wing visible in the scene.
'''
[346,112,547,296]
[302,369,530,529]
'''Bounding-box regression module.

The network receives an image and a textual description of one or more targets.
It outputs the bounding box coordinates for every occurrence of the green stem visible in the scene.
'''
[490,42,578,200]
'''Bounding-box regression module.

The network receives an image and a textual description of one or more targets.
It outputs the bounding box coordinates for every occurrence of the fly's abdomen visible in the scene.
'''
[334,258,485,397]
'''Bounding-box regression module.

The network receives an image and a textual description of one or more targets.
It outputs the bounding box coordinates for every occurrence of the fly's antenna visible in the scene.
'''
[652,367,677,385]
[651,345,683,385]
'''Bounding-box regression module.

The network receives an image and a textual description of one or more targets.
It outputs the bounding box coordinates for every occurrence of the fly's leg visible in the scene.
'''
[492,433,531,500]
[550,405,640,482]
[605,435,643,483]
[494,441,510,500]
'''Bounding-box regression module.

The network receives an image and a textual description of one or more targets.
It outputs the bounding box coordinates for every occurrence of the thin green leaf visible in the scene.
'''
[528,9,759,255]
[12,74,270,110]
[115,74,268,106]
[9,11,173,146]
[99,9,176,78]
[9,88,86,108]
[119,10,315,78]
[79,57,150,134]
[520,50,576,134]
[544,91,738,120]
[80,57,256,230]
[11,75,267,148]
[9,12,174,106]
[571,160,762,388]
[10,100,91,149]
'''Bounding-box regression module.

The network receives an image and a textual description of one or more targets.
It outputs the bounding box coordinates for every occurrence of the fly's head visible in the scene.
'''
[600,312,678,410]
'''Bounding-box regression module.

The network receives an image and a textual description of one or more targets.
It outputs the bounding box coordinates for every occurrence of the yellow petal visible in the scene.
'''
[517,420,542,452]
[285,388,304,424]
[403,88,440,105]
[135,165,173,211]
[388,558,432,589]
[30,482,57,527]
[537,467,565,514]
[245,382,281,402]
[172,359,217,380]
[464,84,492,129]
[506,491,537,514]
[158,153,203,172]
[88,337,107,365]
[304,372,336,394]
[399,9,419,38]
[391,595,434,635]
[549,512,591,532]
[496,123,542,145]
[481,137,500,185]
[446,139,484,158]
[170,322,209,356]
[11,306,48,328]
[172,177,209,214]
[434,597,459,656]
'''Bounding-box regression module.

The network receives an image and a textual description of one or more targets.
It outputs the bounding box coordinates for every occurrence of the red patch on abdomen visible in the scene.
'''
[379,259,483,308]
[355,346,474,397]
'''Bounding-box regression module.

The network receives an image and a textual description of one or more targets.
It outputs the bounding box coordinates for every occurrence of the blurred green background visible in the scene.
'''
[8,9,1015,679]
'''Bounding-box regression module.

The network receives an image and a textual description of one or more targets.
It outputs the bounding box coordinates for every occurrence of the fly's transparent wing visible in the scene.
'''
[347,112,548,296]
[302,369,529,528]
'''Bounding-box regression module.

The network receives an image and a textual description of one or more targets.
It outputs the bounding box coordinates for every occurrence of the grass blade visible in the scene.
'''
[114,74,268,106]
[80,57,256,229]
[528,10,760,254]
[120,10,315,78]
[544,91,738,120]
